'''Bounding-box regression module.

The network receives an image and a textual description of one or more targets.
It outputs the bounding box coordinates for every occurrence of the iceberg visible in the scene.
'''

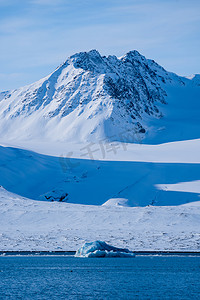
[75,241,135,258]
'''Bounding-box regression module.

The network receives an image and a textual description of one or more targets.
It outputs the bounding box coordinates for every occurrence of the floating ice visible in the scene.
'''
[75,241,135,258]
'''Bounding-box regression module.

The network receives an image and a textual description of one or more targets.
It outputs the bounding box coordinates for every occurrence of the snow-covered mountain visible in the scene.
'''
[0,49,199,144]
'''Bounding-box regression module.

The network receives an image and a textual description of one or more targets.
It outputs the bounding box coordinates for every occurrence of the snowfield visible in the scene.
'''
[0,187,200,251]
[1,137,200,163]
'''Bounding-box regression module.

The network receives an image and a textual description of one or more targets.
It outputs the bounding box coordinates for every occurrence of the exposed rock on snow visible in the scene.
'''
[39,189,69,202]
[75,241,135,257]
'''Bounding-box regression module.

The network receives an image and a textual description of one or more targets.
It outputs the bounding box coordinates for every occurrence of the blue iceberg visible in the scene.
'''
[75,241,135,258]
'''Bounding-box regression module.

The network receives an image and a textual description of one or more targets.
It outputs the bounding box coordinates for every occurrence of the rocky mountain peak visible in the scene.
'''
[67,49,104,72]
[120,50,145,62]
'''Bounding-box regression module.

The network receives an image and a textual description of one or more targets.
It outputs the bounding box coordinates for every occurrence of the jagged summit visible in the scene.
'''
[121,50,145,60]
[0,49,199,144]
[70,49,102,60]
[67,49,108,73]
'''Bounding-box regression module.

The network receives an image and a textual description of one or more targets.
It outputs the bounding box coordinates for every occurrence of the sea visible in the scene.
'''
[0,256,199,299]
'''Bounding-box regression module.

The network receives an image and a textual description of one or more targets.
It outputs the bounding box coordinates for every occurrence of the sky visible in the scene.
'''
[0,0,200,91]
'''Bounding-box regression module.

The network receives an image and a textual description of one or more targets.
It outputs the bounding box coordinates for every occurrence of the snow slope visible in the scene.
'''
[0,187,199,251]
[0,144,199,206]
[1,137,199,163]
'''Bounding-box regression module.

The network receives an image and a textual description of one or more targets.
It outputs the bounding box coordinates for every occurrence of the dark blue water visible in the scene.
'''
[0,256,199,299]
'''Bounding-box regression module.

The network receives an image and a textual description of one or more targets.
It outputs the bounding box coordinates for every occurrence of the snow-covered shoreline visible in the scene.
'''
[0,187,199,252]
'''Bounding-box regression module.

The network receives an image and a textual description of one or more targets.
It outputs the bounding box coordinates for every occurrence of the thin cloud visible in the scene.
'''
[30,0,65,5]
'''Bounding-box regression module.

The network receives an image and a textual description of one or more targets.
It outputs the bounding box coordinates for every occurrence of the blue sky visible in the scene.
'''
[0,0,200,90]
